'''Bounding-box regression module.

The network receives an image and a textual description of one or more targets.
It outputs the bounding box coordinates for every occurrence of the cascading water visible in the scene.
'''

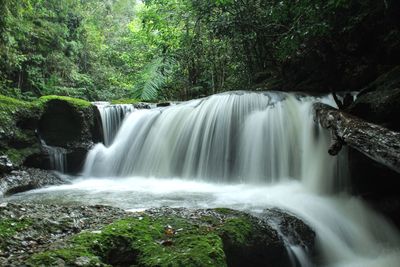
[10,92,400,267]
[93,102,135,146]
[40,139,67,173]
[85,92,346,193]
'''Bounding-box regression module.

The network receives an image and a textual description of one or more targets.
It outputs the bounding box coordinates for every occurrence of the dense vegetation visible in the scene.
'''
[1,0,399,101]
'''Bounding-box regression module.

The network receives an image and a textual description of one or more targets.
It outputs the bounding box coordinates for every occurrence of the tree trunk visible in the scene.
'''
[313,103,400,174]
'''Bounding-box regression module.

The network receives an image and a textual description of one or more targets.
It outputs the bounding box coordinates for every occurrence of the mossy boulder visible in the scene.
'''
[27,207,316,267]
[37,95,95,147]
[0,94,102,174]
[34,95,102,173]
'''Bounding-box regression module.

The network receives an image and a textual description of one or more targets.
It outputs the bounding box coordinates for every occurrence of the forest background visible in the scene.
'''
[1,0,399,101]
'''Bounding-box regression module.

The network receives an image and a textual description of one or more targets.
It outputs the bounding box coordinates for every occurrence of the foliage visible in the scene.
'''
[0,0,399,100]
[0,94,39,165]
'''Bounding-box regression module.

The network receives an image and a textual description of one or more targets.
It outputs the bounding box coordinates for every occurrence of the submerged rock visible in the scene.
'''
[6,206,316,267]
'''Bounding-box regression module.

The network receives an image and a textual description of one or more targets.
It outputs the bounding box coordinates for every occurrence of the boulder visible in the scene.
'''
[0,156,13,175]
[27,207,316,267]
[36,96,102,174]
[348,88,400,131]
[0,168,67,197]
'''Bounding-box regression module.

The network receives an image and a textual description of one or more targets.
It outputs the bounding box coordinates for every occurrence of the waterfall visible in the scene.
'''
[85,92,346,193]
[93,102,135,146]
[64,91,398,267]
[41,140,67,173]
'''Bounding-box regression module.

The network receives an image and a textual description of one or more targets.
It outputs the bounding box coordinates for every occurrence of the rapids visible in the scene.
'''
[7,92,400,267]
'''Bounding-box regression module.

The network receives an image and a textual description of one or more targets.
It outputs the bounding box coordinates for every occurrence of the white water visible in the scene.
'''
[85,92,347,193]
[93,102,135,146]
[10,92,400,266]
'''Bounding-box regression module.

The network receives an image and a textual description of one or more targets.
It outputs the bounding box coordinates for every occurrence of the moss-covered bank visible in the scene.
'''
[25,207,315,267]
[0,94,102,173]
[0,95,41,167]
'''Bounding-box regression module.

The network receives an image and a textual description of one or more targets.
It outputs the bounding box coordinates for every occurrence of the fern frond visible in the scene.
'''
[133,56,175,101]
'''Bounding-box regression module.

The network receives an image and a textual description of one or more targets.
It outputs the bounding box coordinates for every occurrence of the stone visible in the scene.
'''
[0,156,13,174]
[348,88,400,131]
[20,207,316,267]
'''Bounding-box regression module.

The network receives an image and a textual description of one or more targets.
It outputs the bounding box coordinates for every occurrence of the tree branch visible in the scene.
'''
[313,103,400,173]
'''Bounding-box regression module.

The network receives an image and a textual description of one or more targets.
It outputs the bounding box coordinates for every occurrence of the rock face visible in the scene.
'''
[347,66,400,131]
[3,206,316,267]
[344,66,400,227]
[0,156,13,175]
[36,96,101,174]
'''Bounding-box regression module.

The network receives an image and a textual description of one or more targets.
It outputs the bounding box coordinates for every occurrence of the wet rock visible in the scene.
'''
[133,102,151,109]
[0,168,67,196]
[1,205,316,267]
[344,66,400,227]
[262,209,315,252]
[348,88,400,131]
[74,256,93,266]
[0,203,127,266]
[133,207,316,267]
[156,102,171,107]
[0,156,13,174]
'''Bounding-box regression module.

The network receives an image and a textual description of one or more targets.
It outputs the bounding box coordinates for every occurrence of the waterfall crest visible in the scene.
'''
[94,102,135,146]
[85,92,346,193]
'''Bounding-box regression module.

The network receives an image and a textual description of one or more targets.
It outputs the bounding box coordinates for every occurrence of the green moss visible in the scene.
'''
[110,98,139,105]
[0,219,32,249]
[29,216,227,267]
[38,95,92,108]
[0,94,31,107]
[29,249,107,267]
[5,146,39,165]
[213,208,236,215]
[217,216,253,245]
[0,95,32,126]
[0,218,32,239]
[0,95,39,166]
[27,210,261,267]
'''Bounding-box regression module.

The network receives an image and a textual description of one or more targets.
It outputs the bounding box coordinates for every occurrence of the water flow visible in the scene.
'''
[41,140,67,173]
[16,91,398,267]
[85,92,346,193]
[94,102,135,146]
